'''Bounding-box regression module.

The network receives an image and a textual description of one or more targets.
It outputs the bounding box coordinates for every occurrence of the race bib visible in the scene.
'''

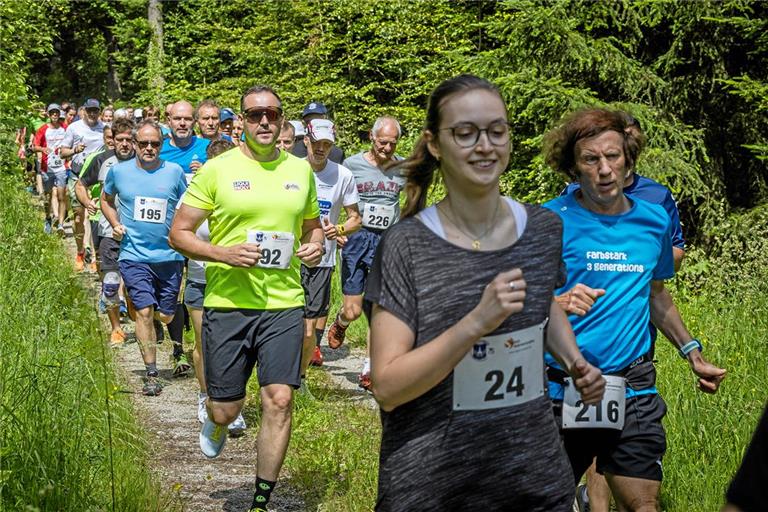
[453,320,546,411]
[133,196,167,224]
[562,375,626,430]
[48,152,64,169]
[362,203,396,229]
[246,230,295,270]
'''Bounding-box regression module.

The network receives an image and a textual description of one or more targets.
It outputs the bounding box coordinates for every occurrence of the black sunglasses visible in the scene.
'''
[242,106,283,124]
[135,140,162,149]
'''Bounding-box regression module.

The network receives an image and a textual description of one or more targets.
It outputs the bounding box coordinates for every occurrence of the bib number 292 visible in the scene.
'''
[484,367,524,402]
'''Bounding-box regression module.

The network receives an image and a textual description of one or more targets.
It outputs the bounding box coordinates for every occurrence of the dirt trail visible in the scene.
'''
[62,224,374,511]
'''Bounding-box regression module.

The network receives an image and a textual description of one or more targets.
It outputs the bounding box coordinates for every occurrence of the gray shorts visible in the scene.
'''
[202,307,304,401]
[301,265,334,318]
[184,280,205,309]
[41,170,67,191]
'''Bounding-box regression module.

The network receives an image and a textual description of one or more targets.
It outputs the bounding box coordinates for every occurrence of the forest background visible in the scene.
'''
[1,0,768,511]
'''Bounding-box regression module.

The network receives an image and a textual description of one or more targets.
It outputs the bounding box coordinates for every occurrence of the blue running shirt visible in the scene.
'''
[160,136,210,175]
[543,192,674,399]
[103,158,187,263]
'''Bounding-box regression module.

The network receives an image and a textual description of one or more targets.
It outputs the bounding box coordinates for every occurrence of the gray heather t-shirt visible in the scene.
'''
[365,204,574,511]
[343,152,406,226]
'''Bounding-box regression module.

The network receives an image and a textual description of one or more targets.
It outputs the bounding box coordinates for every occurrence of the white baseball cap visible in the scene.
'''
[306,119,335,143]
[288,120,305,138]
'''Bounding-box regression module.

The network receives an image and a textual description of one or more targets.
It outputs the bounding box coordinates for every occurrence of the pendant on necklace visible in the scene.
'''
[472,240,481,250]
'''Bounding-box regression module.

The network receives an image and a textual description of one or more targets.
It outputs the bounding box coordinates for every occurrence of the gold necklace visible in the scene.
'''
[437,198,502,250]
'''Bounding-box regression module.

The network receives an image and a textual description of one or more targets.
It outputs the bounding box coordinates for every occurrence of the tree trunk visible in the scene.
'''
[105,30,123,102]
[148,0,165,102]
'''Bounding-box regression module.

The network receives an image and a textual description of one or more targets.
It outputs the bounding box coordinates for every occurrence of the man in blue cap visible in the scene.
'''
[219,108,236,141]
[291,101,345,163]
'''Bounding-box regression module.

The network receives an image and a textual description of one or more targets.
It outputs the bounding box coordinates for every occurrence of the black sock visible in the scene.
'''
[252,478,276,509]
[146,363,158,376]
[153,319,164,342]
[314,328,323,347]
[167,303,186,358]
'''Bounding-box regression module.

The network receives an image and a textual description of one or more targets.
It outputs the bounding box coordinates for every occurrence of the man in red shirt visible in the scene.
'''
[32,104,68,234]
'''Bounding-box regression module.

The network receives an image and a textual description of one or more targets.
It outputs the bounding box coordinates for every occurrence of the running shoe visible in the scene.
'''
[142,374,163,396]
[84,247,92,264]
[173,354,192,377]
[57,226,66,238]
[310,345,323,366]
[75,252,85,271]
[89,261,98,273]
[198,394,208,424]
[109,329,126,348]
[358,371,372,391]
[43,219,52,234]
[327,314,348,349]
[228,413,247,437]
[119,299,127,317]
[575,484,590,512]
[200,417,227,458]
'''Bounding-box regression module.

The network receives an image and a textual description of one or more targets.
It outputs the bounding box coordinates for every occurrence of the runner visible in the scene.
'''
[541,108,726,512]
[160,100,210,177]
[231,114,244,145]
[365,74,605,510]
[101,120,187,396]
[183,139,247,434]
[290,102,345,163]
[32,103,68,234]
[59,98,105,271]
[196,99,231,142]
[560,114,686,512]
[276,120,295,152]
[78,123,114,273]
[300,119,361,387]
[170,84,324,512]
[101,107,114,126]
[327,115,404,389]
[76,118,135,345]
[219,108,236,140]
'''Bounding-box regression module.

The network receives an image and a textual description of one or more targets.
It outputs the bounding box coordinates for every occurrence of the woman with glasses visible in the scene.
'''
[364,74,605,510]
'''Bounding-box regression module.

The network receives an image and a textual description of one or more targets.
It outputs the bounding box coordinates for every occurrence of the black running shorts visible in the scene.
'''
[300,265,334,319]
[202,307,304,401]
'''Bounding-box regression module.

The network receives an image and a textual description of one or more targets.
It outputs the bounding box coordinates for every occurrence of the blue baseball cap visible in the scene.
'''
[302,101,328,118]
[83,98,101,109]
[220,108,235,122]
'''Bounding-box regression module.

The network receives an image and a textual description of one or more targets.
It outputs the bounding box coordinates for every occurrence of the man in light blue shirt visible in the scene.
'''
[102,119,187,397]
[160,100,210,178]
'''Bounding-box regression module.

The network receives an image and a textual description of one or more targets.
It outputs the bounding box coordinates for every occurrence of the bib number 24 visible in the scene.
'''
[484,367,524,402]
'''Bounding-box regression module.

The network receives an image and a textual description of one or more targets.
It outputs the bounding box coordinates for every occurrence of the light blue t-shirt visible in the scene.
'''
[103,158,187,263]
[159,136,210,175]
[543,192,674,399]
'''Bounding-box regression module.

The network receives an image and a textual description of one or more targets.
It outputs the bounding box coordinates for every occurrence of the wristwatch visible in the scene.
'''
[679,338,703,359]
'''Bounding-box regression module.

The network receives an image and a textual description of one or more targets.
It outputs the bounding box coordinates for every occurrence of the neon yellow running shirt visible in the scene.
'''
[183,148,320,310]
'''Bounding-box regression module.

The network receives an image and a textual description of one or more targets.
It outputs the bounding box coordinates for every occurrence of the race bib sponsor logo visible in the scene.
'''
[472,341,488,360]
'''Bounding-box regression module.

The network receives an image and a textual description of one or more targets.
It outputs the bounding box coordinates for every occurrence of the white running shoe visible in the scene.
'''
[228,413,247,437]
[197,394,208,424]
[199,417,227,459]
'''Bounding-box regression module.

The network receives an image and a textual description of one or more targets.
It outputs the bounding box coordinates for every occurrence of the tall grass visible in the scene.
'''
[0,175,174,511]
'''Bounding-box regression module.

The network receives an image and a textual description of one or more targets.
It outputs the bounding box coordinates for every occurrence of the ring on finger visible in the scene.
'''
[509,281,516,291]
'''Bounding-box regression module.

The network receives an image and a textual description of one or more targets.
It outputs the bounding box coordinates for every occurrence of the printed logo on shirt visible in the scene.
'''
[284,182,300,191]
[472,341,488,361]
[318,199,332,217]
[233,180,250,191]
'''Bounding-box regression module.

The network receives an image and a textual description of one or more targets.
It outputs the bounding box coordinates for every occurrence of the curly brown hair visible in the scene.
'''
[542,108,646,181]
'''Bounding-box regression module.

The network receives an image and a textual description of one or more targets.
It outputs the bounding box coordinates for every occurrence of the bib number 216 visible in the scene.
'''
[562,375,626,430]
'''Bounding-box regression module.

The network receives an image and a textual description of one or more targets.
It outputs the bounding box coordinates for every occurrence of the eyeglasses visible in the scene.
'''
[242,106,283,124]
[135,140,162,149]
[438,121,511,148]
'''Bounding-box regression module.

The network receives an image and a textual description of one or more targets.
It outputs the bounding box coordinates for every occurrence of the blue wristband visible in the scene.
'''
[679,339,703,359]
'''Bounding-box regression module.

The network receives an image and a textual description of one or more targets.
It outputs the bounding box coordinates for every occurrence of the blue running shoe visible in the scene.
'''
[200,417,227,458]
[119,299,127,316]
[44,219,52,234]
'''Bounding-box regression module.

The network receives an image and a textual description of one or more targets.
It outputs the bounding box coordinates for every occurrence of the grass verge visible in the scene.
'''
[0,175,175,511]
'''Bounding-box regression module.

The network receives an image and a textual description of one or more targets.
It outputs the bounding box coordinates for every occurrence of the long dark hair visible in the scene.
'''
[398,74,504,218]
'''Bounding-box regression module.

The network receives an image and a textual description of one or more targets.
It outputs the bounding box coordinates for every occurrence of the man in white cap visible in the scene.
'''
[31,103,67,234]
[299,119,361,388]
[290,101,345,163]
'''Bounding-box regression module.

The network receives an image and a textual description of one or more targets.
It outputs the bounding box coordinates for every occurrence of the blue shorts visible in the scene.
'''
[119,260,183,316]
[41,170,67,191]
[340,228,382,295]
[183,279,206,310]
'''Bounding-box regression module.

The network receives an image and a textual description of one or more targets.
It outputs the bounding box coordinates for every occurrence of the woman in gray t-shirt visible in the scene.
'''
[365,75,605,511]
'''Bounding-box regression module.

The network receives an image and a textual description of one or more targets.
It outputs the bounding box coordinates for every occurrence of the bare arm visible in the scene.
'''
[100,190,125,239]
[295,217,324,267]
[323,204,362,241]
[673,247,685,272]
[169,204,262,267]
[545,299,605,404]
[650,280,726,393]
[75,180,97,215]
[555,283,606,316]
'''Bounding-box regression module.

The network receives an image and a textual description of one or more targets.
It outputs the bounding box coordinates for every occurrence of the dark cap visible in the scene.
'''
[83,98,101,109]
[302,101,327,118]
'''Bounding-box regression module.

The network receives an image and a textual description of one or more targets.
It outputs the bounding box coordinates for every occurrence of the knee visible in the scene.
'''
[156,312,174,325]
[208,401,240,425]
[262,387,293,415]
[135,307,153,321]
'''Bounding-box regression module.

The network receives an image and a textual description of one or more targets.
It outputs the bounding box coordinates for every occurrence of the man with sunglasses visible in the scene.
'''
[101,120,188,397]
[170,85,324,512]
[76,118,136,346]
[327,116,405,390]
[160,100,210,178]
[59,98,105,271]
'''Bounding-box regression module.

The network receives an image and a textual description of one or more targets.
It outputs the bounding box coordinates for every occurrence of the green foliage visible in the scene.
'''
[0,176,175,510]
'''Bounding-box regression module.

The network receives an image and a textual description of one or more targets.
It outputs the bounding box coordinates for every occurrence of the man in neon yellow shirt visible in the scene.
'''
[170,85,324,512]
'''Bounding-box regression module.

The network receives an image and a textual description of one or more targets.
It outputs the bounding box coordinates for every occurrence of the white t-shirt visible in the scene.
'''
[312,160,360,268]
[187,220,210,283]
[61,119,105,167]
[43,126,67,172]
